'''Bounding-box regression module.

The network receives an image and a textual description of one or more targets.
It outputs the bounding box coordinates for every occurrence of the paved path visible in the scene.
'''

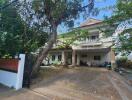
[0,86,49,100]
[0,67,132,100]
[108,72,132,100]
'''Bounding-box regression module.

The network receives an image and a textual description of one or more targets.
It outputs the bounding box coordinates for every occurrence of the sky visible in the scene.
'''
[58,0,117,34]
[91,0,117,19]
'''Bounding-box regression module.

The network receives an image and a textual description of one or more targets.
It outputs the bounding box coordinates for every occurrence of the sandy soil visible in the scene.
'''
[0,67,132,100]
[30,67,132,100]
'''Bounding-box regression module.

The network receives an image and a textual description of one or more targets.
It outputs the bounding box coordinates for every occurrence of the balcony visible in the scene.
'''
[80,38,99,43]
[75,38,102,46]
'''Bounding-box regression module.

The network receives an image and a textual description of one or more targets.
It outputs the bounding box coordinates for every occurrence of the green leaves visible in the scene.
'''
[104,0,132,54]
[105,1,132,25]
[0,0,95,56]
[25,0,94,28]
[0,0,5,5]
[0,2,48,56]
[57,29,89,48]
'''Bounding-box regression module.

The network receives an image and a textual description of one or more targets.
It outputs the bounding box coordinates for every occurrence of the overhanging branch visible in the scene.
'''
[0,0,18,10]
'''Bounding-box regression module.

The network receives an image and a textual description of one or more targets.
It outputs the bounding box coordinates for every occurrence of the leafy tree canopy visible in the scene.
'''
[0,0,48,57]
[57,29,89,48]
[104,0,132,54]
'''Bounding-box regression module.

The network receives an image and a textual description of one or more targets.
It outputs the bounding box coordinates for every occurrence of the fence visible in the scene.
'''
[0,54,25,90]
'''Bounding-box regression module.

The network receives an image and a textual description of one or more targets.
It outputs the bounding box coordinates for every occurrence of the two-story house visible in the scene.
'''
[43,18,115,67]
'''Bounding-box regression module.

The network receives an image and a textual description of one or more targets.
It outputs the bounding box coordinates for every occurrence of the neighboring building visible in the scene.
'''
[43,18,115,67]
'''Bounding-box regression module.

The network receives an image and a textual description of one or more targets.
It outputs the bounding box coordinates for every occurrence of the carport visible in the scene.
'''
[72,47,115,66]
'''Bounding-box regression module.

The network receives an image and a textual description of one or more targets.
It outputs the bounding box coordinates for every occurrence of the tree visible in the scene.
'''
[17,0,95,74]
[104,0,132,54]
[58,29,89,49]
[0,1,48,57]
[115,29,132,55]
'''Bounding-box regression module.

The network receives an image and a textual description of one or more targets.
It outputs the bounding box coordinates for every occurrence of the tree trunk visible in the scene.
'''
[31,24,57,76]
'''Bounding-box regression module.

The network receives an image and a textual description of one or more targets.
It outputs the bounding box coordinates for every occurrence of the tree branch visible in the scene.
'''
[0,0,18,10]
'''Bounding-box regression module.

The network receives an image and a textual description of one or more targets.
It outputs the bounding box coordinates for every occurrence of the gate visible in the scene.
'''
[23,54,36,88]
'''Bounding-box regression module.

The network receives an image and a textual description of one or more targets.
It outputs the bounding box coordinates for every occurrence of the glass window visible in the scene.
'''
[91,35,99,40]
[91,36,96,39]
[52,55,55,61]
[94,56,101,60]
[58,55,62,61]
[81,54,87,58]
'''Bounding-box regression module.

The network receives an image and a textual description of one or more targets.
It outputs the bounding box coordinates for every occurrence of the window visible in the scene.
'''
[91,36,96,39]
[91,35,99,40]
[81,54,87,58]
[52,55,55,61]
[58,55,62,61]
[94,56,101,61]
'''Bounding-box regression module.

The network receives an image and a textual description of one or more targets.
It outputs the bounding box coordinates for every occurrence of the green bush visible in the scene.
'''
[116,57,127,68]
[116,57,132,69]
[124,60,132,69]
[52,61,61,66]
[2,54,12,59]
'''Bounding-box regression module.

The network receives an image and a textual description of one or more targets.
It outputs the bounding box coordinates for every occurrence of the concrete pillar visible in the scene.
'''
[106,49,112,63]
[111,49,115,63]
[110,49,116,70]
[16,54,25,90]
[77,53,80,66]
[72,50,76,66]
[62,51,66,65]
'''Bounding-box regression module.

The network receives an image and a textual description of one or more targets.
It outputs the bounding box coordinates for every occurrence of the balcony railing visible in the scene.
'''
[76,38,100,44]
[76,37,113,44]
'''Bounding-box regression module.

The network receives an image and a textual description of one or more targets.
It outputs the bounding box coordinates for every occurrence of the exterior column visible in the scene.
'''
[72,50,76,66]
[16,54,25,90]
[111,49,115,63]
[77,53,80,66]
[106,51,111,62]
[110,49,116,70]
[62,51,66,65]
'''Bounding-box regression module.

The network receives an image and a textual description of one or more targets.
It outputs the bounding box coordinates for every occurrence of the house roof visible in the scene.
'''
[58,18,103,38]
[80,18,102,27]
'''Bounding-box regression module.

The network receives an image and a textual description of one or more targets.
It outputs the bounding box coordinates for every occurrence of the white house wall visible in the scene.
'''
[79,52,109,65]
[43,52,62,65]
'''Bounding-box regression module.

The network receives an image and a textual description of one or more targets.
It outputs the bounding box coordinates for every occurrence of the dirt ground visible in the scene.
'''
[0,67,132,100]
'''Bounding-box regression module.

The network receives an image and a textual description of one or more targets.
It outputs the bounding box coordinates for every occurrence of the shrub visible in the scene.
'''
[116,57,132,69]
[124,60,132,69]
[52,61,61,66]
[116,57,127,68]
[2,54,12,59]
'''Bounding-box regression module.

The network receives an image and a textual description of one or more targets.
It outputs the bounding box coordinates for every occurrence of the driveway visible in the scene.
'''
[0,67,132,100]
[0,85,49,100]
[30,67,132,100]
